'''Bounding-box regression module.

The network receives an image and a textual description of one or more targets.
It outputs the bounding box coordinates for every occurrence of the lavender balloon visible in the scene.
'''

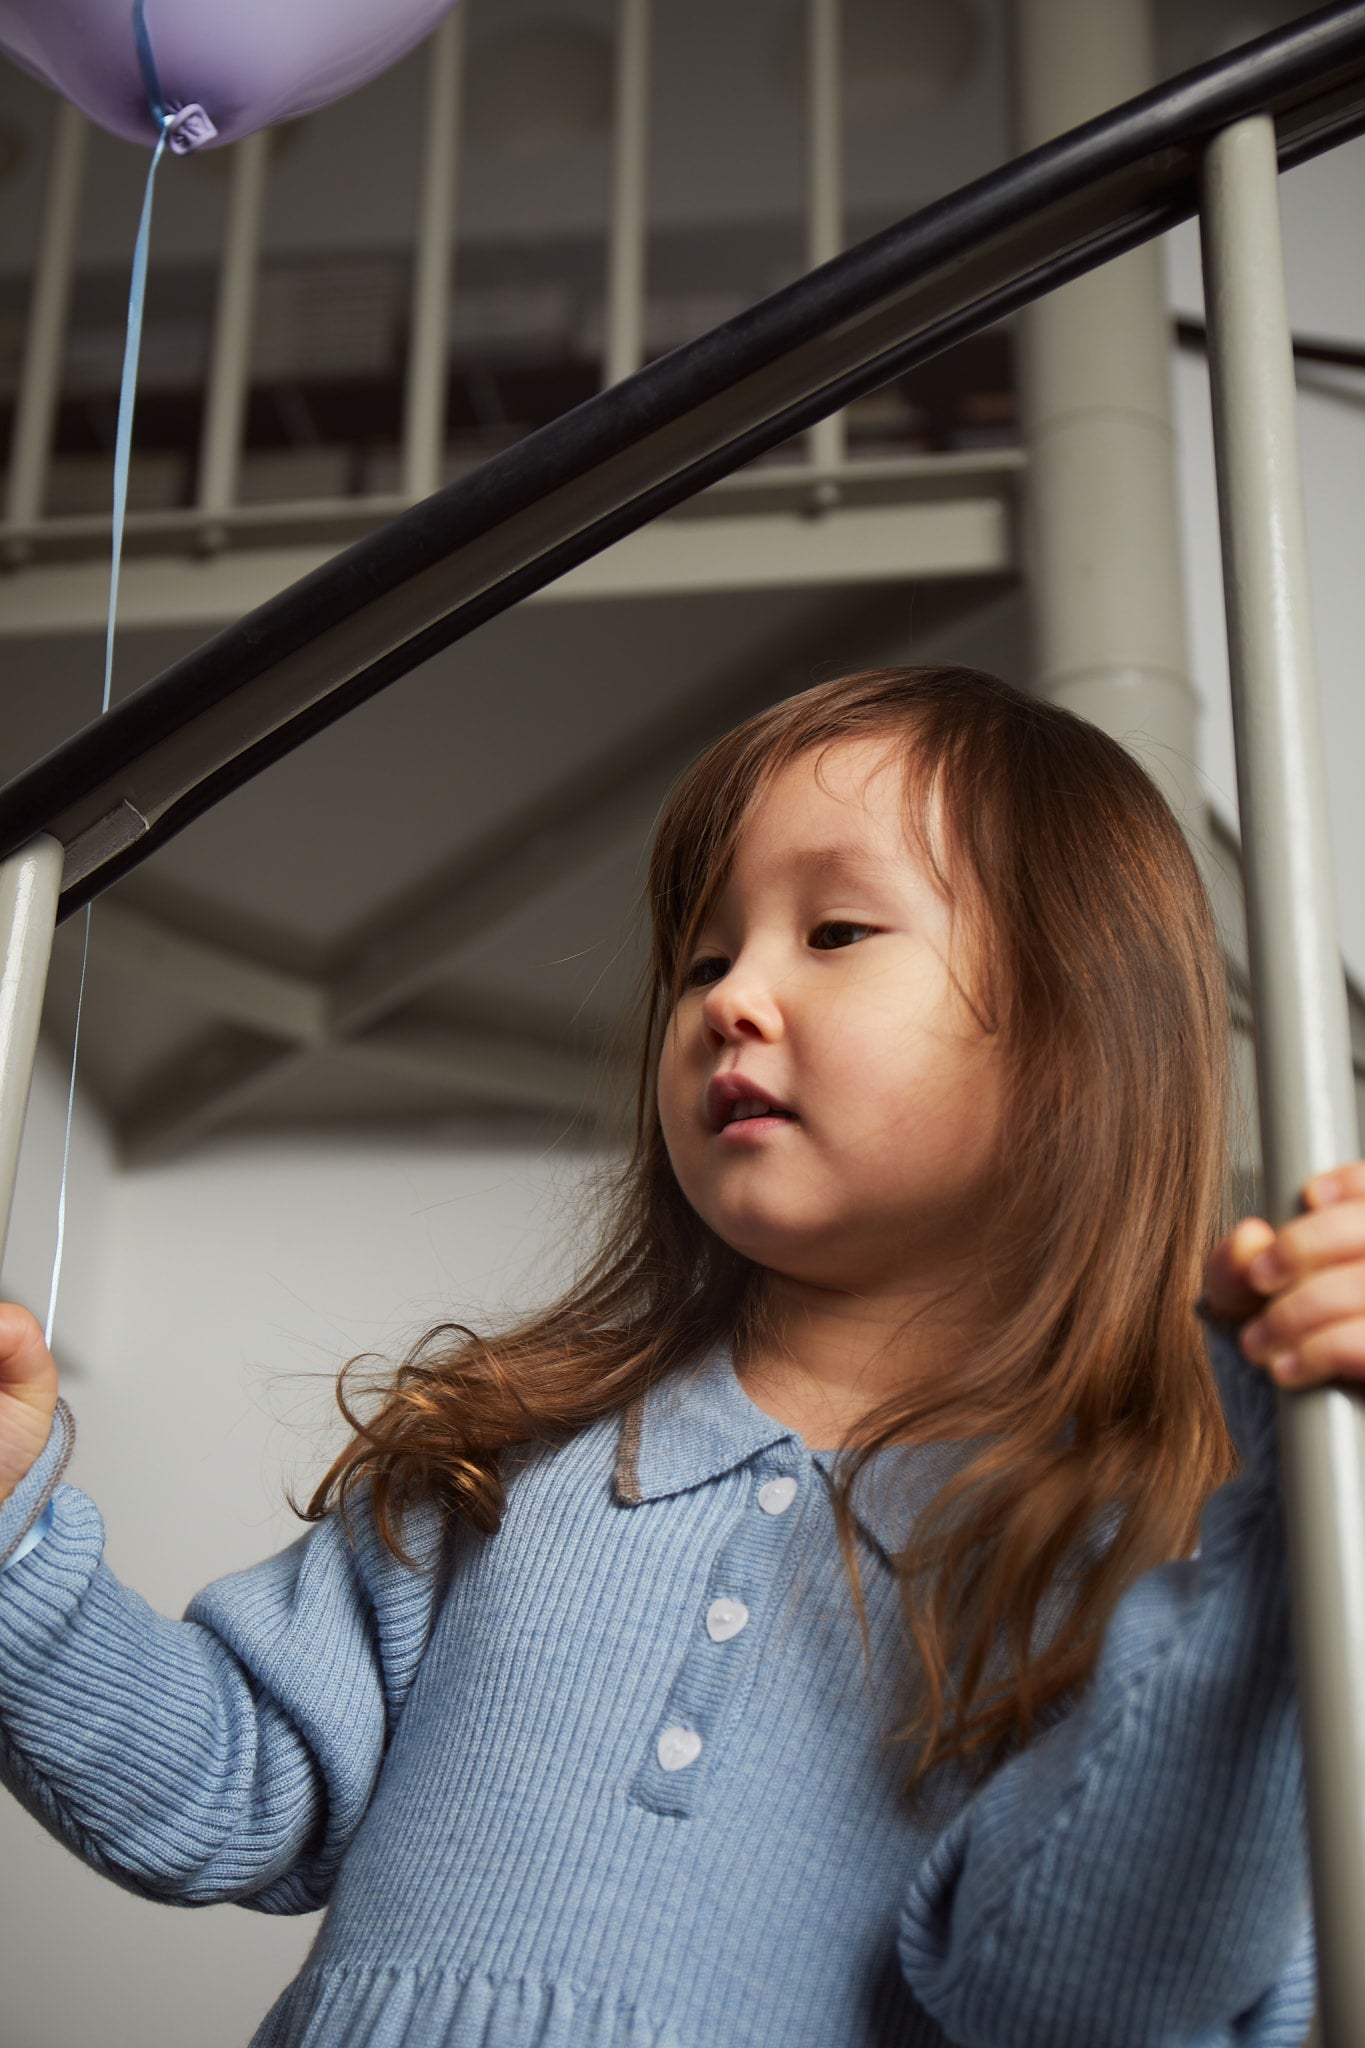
[0,0,460,152]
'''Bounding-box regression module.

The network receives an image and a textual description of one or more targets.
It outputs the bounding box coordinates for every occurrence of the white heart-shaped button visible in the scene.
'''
[657,1725,703,1772]
[758,1475,798,1515]
[706,1597,750,1642]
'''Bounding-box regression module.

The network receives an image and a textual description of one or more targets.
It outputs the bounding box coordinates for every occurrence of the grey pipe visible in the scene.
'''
[1200,113,1365,2047]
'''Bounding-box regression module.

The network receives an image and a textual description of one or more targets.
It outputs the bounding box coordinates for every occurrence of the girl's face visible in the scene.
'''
[657,734,1007,1298]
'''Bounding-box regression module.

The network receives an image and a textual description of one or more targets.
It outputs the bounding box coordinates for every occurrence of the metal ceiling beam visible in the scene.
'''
[118,1007,621,1166]
[331,586,912,1036]
[90,890,620,1157]
[118,1028,308,1164]
[109,586,913,1157]
[92,899,328,1046]
[356,1014,630,1132]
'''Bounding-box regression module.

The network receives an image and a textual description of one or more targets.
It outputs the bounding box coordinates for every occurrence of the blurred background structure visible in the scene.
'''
[2,0,1364,2038]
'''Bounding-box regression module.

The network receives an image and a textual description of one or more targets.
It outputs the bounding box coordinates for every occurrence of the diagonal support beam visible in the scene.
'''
[94,901,628,1158]
[357,1012,633,1136]
[119,1005,630,1166]
[93,898,328,1045]
[113,586,916,1159]
[329,587,916,1036]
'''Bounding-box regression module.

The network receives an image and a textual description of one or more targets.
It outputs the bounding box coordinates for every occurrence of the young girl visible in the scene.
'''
[0,664,1353,2047]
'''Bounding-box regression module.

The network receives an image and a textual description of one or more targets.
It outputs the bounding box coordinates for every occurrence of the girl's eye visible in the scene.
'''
[810,921,875,949]
[681,956,727,991]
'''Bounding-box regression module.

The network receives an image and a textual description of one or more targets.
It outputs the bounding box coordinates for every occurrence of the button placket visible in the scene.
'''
[629,1454,806,1818]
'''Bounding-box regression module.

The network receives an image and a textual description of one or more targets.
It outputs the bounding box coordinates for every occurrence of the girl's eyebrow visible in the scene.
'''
[784,844,893,884]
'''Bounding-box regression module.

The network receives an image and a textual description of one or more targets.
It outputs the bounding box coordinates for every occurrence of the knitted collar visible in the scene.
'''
[612,1341,975,1565]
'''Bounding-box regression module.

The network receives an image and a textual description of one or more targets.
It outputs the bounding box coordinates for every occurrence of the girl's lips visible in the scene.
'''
[714,1113,797,1143]
[704,1074,795,1130]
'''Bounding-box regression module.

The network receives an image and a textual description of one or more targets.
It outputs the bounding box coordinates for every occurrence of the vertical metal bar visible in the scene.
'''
[2,103,88,545]
[603,0,651,389]
[0,838,64,1269]
[1199,113,1365,2048]
[196,128,271,533]
[805,0,845,472]
[403,10,466,503]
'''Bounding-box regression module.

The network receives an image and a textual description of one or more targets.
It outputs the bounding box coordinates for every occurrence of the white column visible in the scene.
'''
[1010,0,1201,830]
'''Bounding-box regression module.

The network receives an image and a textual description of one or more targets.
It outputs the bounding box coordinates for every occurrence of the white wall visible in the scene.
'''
[1,1042,611,2048]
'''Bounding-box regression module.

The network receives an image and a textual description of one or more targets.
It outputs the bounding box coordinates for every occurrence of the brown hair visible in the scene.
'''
[295,665,1242,1816]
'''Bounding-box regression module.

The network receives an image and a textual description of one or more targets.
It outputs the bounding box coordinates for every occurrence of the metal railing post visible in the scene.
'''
[403,9,466,503]
[603,0,651,389]
[196,128,271,538]
[2,103,87,553]
[804,0,845,474]
[0,838,64,1269]
[1199,112,1365,2048]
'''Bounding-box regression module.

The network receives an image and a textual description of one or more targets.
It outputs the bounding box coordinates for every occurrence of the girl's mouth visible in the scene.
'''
[712,1081,794,1146]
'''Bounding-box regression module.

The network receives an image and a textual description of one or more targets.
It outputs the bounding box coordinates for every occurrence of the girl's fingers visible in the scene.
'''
[1202,1165,1365,1325]
[1251,1312,1365,1388]
[1240,1262,1365,1371]
[1243,1187,1365,1298]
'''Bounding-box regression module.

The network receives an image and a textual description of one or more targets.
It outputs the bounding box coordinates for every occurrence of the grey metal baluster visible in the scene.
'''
[0,838,64,1270]
[196,129,271,544]
[804,0,844,476]
[603,0,651,389]
[403,9,466,504]
[1,103,87,556]
[1199,112,1365,2048]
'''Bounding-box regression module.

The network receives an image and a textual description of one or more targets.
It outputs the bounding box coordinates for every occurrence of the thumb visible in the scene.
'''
[0,1302,59,1511]
[1202,1217,1278,1323]
[0,1301,56,1395]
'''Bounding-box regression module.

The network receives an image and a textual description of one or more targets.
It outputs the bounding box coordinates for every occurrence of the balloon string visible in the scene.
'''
[44,96,172,1350]
[132,0,172,126]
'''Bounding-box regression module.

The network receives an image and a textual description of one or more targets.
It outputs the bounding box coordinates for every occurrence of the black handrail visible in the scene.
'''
[4,0,1365,920]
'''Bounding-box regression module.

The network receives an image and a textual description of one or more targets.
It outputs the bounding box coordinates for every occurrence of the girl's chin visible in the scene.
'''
[704,1211,840,1271]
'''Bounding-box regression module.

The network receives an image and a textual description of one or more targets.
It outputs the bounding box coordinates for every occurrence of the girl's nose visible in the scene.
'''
[701,959,783,1043]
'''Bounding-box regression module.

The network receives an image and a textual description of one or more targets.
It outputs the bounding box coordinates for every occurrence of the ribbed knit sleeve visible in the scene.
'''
[0,1412,451,1916]
[897,1313,1316,2048]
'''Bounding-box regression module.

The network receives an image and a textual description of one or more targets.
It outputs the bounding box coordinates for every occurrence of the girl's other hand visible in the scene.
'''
[1202,1163,1365,1388]
[0,1301,59,1509]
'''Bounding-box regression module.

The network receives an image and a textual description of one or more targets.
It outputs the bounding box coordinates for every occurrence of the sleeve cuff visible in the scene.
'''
[0,1398,76,1573]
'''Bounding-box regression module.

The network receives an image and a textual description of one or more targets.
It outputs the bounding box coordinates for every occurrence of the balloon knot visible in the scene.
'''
[161,104,218,153]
